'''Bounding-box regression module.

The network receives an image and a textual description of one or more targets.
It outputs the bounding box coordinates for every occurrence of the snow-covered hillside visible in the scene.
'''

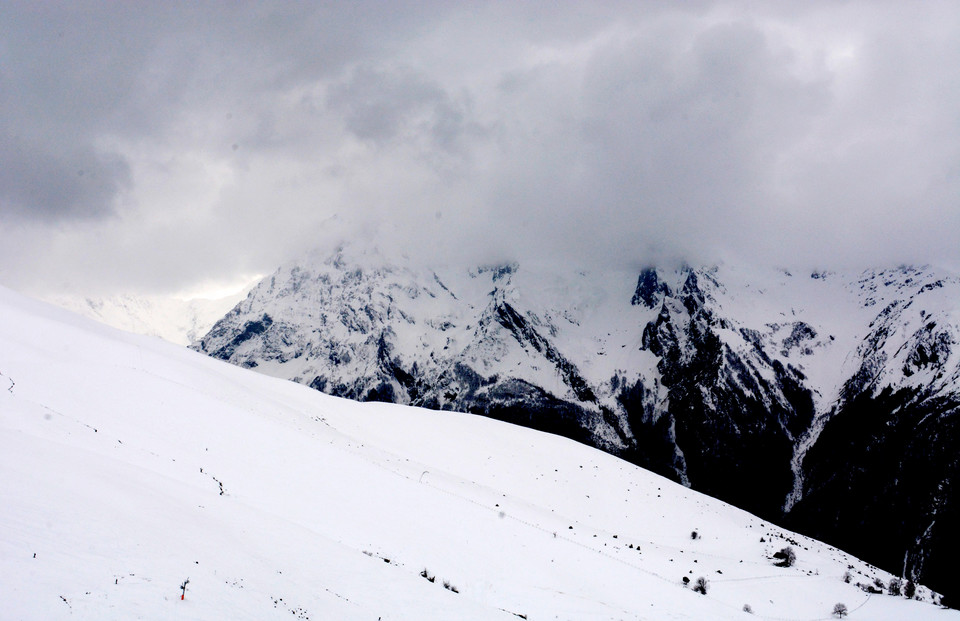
[2,287,953,619]
[42,289,247,346]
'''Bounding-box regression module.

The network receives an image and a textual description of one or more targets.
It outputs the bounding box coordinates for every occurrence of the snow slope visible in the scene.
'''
[1,286,954,620]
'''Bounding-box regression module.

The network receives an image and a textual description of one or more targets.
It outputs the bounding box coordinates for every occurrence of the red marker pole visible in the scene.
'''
[180,578,190,600]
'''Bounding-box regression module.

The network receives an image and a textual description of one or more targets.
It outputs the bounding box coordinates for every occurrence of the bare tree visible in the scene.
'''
[832,602,848,618]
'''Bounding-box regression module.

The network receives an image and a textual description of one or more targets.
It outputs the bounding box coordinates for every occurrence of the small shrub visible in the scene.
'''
[874,577,884,590]
[743,604,753,614]
[904,580,916,599]
[693,577,708,595]
[773,546,796,568]
[842,571,852,583]
[681,576,690,586]
[888,577,902,596]
[832,602,848,618]
[691,530,699,540]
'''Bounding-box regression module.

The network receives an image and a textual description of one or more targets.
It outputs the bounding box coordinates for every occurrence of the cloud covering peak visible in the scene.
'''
[2,1,958,295]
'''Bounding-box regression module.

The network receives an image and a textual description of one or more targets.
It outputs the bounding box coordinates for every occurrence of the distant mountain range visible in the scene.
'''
[194,244,960,605]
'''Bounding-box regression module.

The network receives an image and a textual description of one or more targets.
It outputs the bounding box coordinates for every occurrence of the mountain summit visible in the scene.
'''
[197,245,960,604]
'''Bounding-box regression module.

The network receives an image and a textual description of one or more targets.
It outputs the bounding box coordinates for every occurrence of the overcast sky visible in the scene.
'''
[2,1,958,297]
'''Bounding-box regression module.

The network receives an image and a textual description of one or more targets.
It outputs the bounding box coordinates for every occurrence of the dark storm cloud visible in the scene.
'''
[404,3,960,271]
[1,1,958,295]
[468,19,833,265]
[0,5,141,220]
[0,1,451,220]
[0,138,131,220]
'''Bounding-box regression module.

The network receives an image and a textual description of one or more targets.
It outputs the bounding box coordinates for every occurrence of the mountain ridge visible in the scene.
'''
[196,245,960,604]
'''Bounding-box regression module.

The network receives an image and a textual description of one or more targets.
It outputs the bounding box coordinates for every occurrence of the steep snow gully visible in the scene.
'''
[197,246,960,605]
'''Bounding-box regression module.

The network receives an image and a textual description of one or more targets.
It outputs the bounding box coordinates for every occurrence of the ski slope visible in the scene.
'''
[0,286,954,620]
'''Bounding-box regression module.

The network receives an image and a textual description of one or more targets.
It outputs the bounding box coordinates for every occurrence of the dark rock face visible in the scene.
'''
[637,273,813,517]
[783,285,960,601]
[196,254,960,604]
[632,268,671,308]
[202,313,273,359]
[788,387,960,600]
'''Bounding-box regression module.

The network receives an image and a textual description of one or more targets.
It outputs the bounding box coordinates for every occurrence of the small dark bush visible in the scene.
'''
[832,602,848,618]
[773,546,796,567]
[743,604,753,614]
[693,577,708,595]
[904,580,916,599]
[691,530,699,540]
[888,577,902,596]
[842,571,852,583]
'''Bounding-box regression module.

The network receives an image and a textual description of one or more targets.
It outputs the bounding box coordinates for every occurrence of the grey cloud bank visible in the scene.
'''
[1,1,958,296]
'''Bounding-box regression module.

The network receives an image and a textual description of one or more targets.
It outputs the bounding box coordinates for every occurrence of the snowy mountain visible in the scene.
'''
[42,289,247,346]
[2,285,956,620]
[196,244,960,605]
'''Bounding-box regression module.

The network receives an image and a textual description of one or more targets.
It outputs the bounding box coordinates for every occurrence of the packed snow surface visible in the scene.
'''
[1,286,954,620]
